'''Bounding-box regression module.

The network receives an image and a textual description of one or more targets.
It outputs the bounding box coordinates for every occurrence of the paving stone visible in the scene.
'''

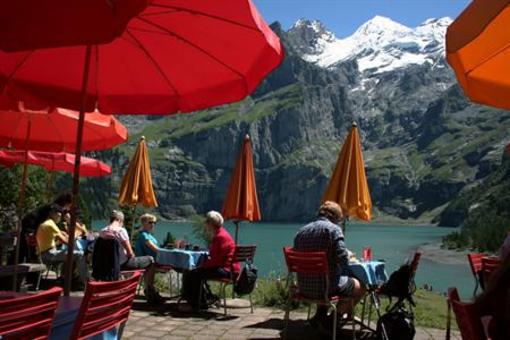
[170,329,197,337]
[123,305,461,340]
[139,330,169,338]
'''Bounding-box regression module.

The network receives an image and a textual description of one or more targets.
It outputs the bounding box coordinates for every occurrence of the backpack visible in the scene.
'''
[376,304,415,340]
[234,261,258,295]
[378,262,416,307]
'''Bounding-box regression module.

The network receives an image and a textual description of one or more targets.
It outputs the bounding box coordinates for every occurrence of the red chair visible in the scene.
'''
[446,287,486,340]
[481,257,501,289]
[206,245,257,316]
[282,247,355,340]
[0,286,62,340]
[70,270,142,340]
[467,253,487,296]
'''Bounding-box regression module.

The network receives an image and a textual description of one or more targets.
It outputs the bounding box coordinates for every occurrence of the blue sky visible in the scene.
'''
[253,0,470,37]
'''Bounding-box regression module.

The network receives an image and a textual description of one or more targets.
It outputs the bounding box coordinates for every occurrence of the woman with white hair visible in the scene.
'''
[182,210,240,311]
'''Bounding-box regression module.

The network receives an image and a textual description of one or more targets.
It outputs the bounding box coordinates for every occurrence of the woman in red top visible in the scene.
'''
[182,211,239,311]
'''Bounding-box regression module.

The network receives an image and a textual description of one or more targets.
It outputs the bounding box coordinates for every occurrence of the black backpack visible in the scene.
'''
[378,263,416,307]
[377,304,415,340]
[234,261,258,295]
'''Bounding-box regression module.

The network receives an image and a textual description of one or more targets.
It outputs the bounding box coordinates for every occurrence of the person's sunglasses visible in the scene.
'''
[149,221,157,225]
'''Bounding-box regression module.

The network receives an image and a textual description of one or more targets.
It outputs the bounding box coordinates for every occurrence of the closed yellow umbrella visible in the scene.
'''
[322,122,372,223]
[119,136,158,238]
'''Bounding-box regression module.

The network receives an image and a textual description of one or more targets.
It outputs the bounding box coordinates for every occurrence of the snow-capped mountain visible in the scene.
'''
[289,16,452,75]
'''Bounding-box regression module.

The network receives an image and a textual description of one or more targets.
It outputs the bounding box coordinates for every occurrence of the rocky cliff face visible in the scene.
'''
[89,17,510,225]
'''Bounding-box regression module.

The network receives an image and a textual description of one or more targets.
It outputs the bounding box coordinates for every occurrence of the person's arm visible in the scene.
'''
[145,239,159,253]
[121,240,135,259]
[202,235,225,268]
[331,229,349,268]
[57,231,69,244]
[75,222,87,236]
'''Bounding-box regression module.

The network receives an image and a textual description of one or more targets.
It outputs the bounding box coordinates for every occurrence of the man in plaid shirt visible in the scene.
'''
[294,201,366,331]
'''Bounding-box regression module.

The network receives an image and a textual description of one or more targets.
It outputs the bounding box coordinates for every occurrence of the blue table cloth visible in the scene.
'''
[156,249,208,270]
[61,238,93,253]
[50,296,117,340]
[348,260,388,287]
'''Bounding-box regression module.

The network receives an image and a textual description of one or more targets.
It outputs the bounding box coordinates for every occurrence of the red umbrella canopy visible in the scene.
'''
[0,103,128,152]
[0,150,111,177]
[0,0,149,52]
[0,0,284,114]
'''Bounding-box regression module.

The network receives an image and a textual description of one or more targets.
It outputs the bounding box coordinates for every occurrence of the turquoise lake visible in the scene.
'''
[92,221,473,298]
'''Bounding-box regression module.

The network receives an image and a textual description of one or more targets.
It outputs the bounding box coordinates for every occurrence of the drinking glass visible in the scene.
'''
[362,246,372,262]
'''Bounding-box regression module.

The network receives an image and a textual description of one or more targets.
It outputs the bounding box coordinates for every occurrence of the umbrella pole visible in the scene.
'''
[234,221,240,245]
[342,216,349,235]
[46,171,55,202]
[129,205,136,242]
[12,119,32,291]
[64,45,92,296]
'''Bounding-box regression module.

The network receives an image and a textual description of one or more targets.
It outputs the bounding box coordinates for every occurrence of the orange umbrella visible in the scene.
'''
[322,122,372,223]
[222,135,261,244]
[118,136,158,239]
[446,0,510,110]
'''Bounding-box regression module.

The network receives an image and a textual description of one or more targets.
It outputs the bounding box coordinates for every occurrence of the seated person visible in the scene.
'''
[182,211,240,311]
[36,203,88,286]
[61,209,88,239]
[20,193,72,263]
[294,201,366,331]
[99,210,162,304]
[135,213,160,258]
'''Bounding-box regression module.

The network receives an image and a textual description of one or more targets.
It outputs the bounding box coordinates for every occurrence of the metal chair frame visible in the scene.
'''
[282,247,355,340]
[205,245,257,316]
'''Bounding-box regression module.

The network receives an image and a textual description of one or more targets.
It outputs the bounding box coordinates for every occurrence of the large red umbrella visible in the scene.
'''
[0,103,128,152]
[0,0,284,114]
[0,0,148,51]
[0,0,283,295]
[0,150,111,177]
[0,104,127,291]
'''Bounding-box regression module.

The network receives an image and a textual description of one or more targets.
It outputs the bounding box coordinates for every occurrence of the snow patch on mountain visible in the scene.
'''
[296,16,452,75]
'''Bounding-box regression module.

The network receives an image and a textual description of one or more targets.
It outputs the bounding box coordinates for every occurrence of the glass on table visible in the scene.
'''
[362,246,372,262]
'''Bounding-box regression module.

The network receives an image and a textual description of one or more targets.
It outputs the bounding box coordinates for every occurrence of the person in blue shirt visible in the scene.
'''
[135,213,160,258]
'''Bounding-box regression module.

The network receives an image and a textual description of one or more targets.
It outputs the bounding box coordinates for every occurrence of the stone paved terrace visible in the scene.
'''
[122,298,461,340]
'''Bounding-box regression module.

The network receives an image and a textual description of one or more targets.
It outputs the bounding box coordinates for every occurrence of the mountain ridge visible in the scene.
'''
[84,16,510,228]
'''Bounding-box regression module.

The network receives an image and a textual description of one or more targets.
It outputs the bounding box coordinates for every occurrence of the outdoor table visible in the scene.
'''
[348,260,388,332]
[348,260,388,287]
[156,248,208,271]
[61,238,94,253]
[50,296,117,340]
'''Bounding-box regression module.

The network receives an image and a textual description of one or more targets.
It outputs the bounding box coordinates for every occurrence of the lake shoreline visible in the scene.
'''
[417,243,470,266]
